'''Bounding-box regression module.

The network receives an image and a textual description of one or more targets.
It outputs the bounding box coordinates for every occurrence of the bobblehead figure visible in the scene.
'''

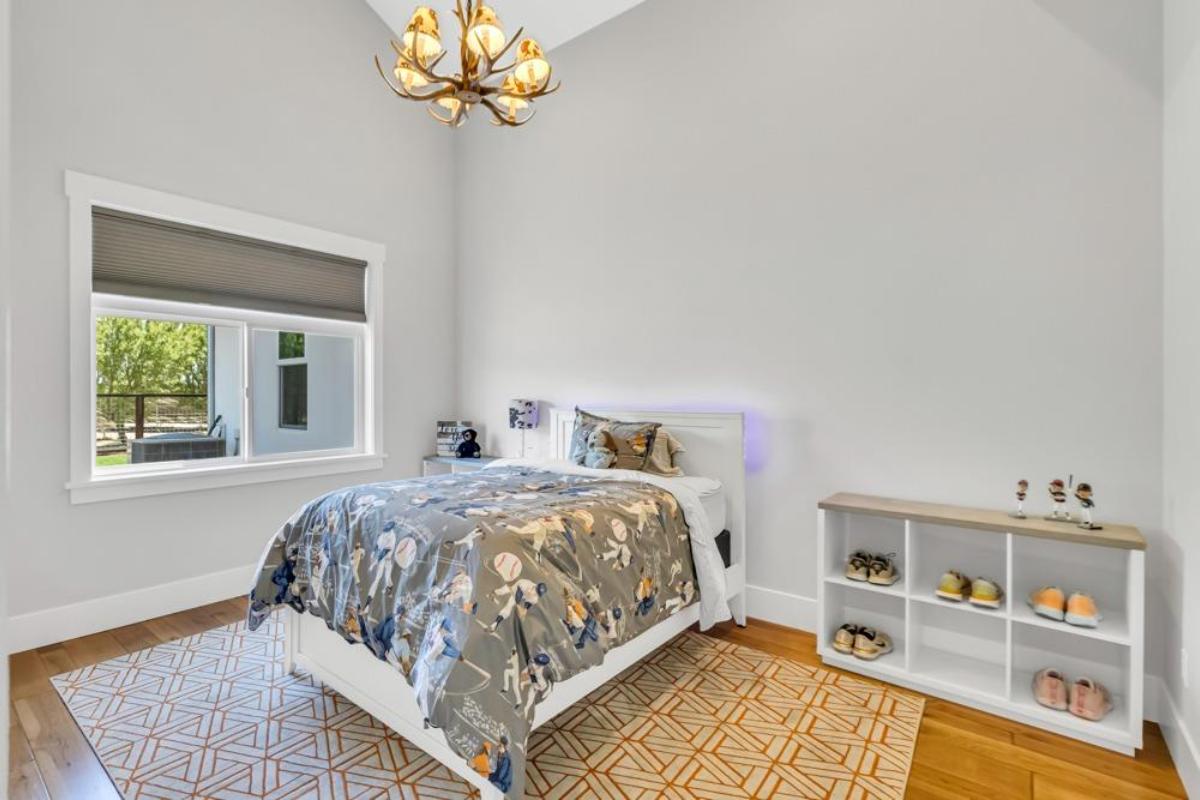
[1075,482,1102,530]
[1012,479,1029,519]
[1045,479,1071,521]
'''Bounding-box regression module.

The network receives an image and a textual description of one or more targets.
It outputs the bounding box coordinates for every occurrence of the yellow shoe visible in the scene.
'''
[935,570,971,602]
[1065,592,1102,628]
[1028,586,1066,621]
[969,577,1004,609]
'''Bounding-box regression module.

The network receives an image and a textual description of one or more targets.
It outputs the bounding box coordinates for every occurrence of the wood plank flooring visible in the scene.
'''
[7,604,1187,799]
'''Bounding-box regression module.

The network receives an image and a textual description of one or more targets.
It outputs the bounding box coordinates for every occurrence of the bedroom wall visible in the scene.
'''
[456,0,1165,636]
[1,0,12,780]
[6,0,457,642]
[1162,0,1200,790]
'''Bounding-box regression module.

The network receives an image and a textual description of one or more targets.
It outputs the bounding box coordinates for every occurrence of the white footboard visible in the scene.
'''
[286,566,745,798]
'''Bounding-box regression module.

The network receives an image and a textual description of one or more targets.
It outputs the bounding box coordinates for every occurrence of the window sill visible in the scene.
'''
[66,452,388,505]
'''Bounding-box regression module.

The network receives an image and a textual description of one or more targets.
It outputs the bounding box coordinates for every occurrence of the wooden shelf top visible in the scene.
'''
[819,492,1146,550]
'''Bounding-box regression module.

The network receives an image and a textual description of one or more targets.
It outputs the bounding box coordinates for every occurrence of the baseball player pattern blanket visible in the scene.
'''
[248,465,725,799]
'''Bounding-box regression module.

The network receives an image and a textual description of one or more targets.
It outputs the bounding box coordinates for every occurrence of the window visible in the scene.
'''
[94,314,239,469]
[68,172,386,503]
[279,365,308,429]
[277,331,308,430]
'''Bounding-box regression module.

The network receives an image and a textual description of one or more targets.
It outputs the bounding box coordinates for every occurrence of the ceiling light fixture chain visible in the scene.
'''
[374,0,561,128]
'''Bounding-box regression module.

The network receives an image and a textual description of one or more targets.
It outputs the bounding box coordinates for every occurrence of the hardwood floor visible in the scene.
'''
[7,606,1188,799]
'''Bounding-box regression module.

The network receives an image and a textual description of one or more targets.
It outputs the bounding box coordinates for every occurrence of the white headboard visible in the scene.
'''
[548,408,746,581]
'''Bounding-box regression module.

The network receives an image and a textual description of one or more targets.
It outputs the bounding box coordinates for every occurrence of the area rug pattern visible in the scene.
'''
[51,614,923,799]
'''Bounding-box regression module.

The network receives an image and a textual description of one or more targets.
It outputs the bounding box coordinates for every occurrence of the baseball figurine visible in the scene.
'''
[1075,482,1102,530]
[1045,479,1071,521]
[1012,479,1029,519]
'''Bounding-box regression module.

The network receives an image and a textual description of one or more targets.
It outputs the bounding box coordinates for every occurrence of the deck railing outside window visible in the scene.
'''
[95,393,207,458]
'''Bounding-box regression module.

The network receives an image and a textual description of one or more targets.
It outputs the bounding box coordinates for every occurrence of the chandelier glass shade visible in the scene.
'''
[375,1,561,128]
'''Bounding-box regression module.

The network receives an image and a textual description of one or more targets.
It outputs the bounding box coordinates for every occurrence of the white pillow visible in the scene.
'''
[667,475,722,497]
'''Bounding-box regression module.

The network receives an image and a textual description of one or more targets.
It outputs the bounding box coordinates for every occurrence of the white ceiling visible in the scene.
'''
[365,0,648,53]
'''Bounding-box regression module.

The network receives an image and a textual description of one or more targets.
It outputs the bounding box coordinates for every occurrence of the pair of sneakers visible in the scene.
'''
[844,550,900,586]
[832,623,894,661]
[1028,587,1102,628]
[1033,668,1113,721]
[935,570,1004,609]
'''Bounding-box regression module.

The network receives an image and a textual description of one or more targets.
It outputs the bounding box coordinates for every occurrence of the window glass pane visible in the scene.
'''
[279,364,308,429]
[252,329,355,455]
[278,331,305,360]
[95,316,242,468]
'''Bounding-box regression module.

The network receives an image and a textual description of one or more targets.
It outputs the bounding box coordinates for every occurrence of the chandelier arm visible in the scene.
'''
[529,80,562,98]
[480,97,535,127]
[405,85,461,102]
[478,26,524,80]
[375,56,417,100]
[376,55,460,103]
[389,40,456,87]
[457,0,472,82]
[425,104,454,126]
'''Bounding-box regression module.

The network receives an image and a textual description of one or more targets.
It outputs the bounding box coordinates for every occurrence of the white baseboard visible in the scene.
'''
[6,563,255,653]
[1150,676,1200,798]
[746,583,816,631]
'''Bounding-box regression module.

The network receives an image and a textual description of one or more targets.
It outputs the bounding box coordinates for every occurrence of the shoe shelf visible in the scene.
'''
[816,492,1145,755]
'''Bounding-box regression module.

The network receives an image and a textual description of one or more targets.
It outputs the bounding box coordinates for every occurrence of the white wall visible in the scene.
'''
[7,0,457,634]
[251,331,355,455]
[1,0,12,783]
[1162,0,1200,790]
[457,0,1164,633]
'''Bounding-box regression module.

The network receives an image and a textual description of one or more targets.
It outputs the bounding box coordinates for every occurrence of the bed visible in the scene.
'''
[249,409,746,799]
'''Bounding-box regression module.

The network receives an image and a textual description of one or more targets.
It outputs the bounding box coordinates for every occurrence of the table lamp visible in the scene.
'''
[508,399,539,457]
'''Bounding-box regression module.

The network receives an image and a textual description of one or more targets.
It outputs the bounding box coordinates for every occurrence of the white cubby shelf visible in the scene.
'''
[816,492,1146,755]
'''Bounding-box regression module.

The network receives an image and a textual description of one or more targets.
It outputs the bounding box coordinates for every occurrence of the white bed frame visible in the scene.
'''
[284,409,746,799]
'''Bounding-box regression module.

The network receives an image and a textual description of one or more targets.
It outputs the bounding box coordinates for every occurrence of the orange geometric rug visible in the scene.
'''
[51,613,923,799]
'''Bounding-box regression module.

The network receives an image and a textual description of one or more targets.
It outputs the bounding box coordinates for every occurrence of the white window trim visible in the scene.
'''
[66,171,387,504]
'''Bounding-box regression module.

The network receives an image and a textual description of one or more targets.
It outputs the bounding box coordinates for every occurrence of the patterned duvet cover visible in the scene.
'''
[248,465,715,798]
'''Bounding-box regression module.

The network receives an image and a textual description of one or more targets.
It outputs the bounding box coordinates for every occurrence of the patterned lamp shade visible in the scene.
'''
[508,399,539,430]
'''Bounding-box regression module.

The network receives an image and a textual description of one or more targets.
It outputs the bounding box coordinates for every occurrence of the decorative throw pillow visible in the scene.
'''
[569,408,660,471]
[645,428,687,476]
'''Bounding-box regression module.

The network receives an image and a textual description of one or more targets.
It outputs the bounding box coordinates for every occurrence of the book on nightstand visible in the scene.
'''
[436,420,474,457]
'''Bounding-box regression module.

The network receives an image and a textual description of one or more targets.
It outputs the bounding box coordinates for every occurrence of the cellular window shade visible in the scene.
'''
[92,208,368,322]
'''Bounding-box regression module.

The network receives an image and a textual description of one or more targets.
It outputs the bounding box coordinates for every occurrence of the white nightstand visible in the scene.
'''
[422,455,501,477]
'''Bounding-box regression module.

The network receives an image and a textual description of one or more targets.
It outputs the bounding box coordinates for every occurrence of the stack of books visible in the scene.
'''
[436,420,473,457]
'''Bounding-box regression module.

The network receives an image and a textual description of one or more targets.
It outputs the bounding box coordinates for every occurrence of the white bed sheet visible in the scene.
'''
[486,458,732,629]
[700,488,727,536]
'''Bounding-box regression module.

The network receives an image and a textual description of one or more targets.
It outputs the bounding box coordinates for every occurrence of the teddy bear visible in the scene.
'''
[584,428,617,469]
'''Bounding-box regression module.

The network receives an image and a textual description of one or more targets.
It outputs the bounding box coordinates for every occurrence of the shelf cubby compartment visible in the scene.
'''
[909,522,1008,614]
[1011,623,1132,749]
[818,581,906,671]
[910,600,1007,700]
[1011,535,1131,644]
[821,509,906,595]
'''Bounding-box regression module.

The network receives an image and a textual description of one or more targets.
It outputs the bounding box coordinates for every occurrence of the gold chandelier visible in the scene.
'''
[375,1,560,128]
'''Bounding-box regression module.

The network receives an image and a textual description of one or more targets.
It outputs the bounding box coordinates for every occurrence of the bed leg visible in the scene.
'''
[283,609,298,675]
[730,593,747,627]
